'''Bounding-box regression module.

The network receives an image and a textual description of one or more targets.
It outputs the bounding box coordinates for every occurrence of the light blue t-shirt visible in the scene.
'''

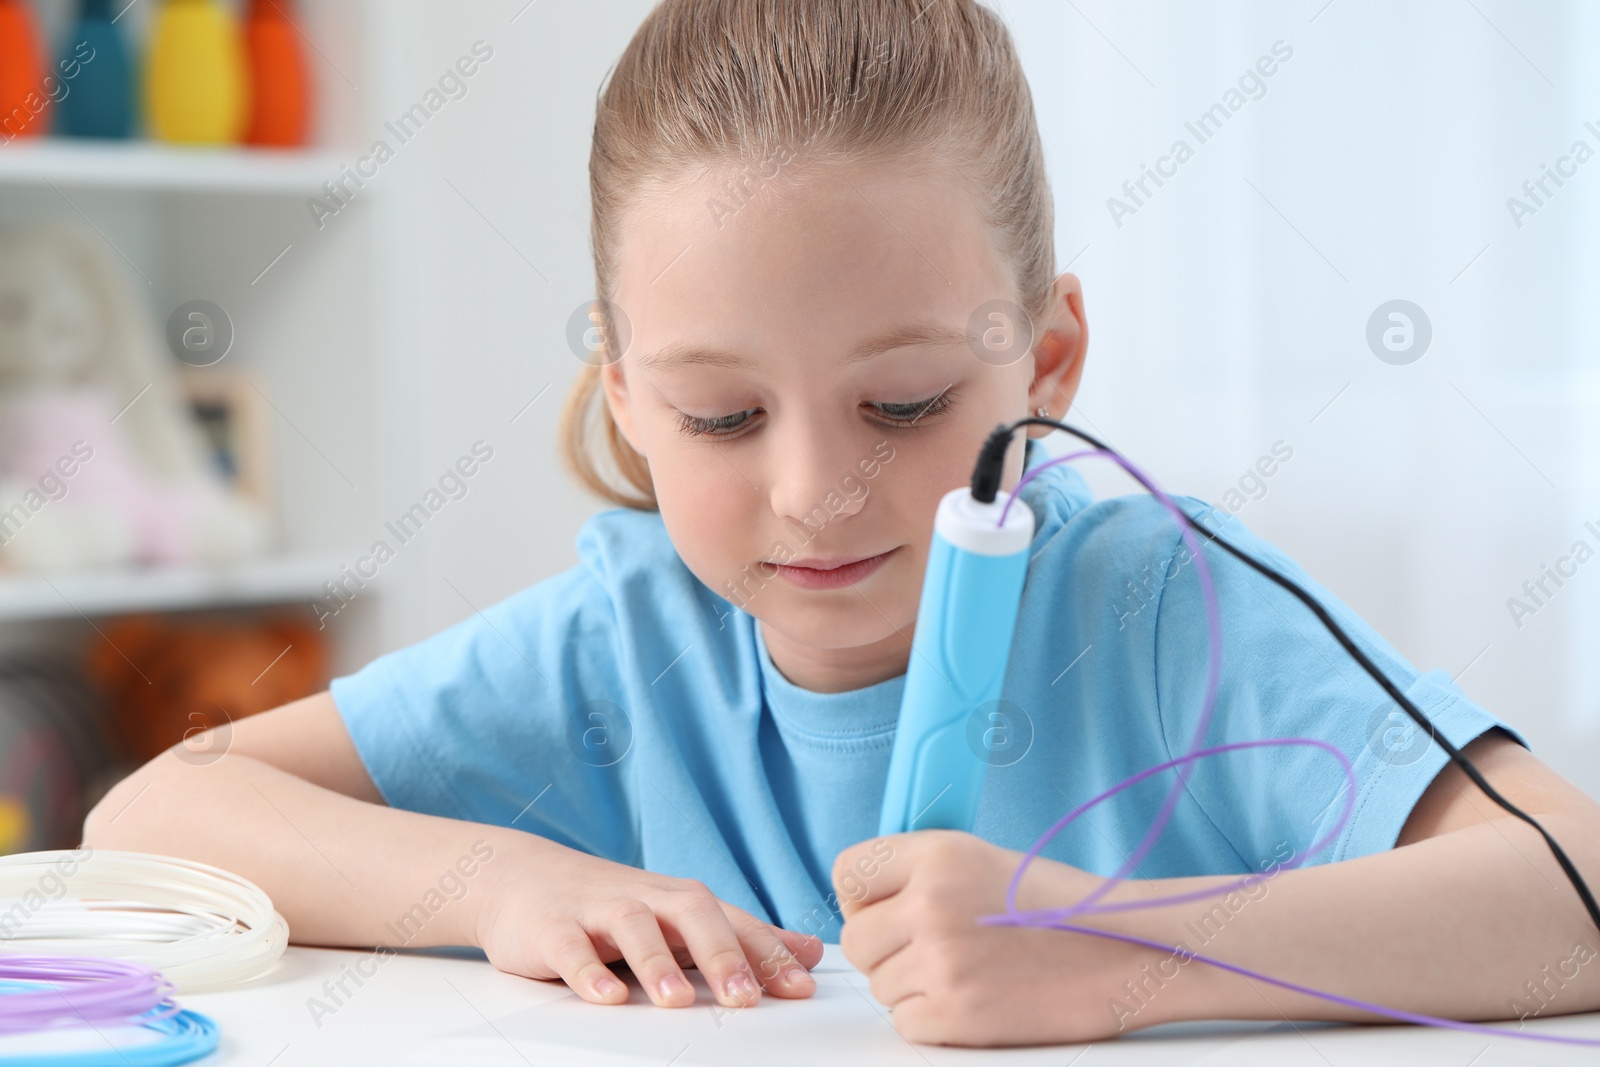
[330,440,1525,943]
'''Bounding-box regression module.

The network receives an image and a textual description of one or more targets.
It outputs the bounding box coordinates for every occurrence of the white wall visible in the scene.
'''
[365,0,1599,796]
[356,0,658,659]
[1000,0,1600,796]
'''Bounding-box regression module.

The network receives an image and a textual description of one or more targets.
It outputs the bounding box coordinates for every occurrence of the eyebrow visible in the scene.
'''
[635,320,971,372]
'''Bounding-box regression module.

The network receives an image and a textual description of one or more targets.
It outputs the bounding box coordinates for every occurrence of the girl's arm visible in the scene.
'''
[82,692,523,950]
[834,731,1600,1046]
[1114,731,1600,1026]
[83,692,822,1008]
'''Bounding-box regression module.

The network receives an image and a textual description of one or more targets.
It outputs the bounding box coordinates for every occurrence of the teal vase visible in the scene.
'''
[57,0,135,139]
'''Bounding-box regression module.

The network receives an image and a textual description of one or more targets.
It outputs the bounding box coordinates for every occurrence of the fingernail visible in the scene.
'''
[657,973,690,1002]
[725,971,760,1005]
[783,967,813,987]
[596,975,624,999]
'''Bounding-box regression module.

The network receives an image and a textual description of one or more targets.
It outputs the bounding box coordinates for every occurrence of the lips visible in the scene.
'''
[784,554,876,570]
[767,547,900,591]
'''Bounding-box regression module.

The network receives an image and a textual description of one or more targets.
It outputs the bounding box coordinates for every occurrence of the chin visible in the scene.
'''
[761,587,916,650]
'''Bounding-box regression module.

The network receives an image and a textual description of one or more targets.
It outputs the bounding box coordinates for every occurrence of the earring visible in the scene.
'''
[1035,406,1050,419]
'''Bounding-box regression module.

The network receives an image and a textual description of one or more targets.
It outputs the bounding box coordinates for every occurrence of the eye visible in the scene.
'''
[871,390,955,426]
[676,408,759,438]
[672,388,957,439]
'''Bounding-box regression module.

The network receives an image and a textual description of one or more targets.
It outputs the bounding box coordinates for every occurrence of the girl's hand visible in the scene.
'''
[474,834,823,1009]
[834,830,1178,1047]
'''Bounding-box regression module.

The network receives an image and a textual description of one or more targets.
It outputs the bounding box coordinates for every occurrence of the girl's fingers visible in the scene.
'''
[771,926,826,968]
[858,935,920,1011]
[836,892,912,973]
[722,908,818,999]
[535,890,822,1009]
[539,919,628,1004]
[656,886,767,1008]
[603,899,696,1007]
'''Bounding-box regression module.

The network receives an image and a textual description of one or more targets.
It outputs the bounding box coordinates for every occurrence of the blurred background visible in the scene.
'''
[0,0,1594,855]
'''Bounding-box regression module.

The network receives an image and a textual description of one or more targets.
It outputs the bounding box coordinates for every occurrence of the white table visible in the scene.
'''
[13,944,1600,1065]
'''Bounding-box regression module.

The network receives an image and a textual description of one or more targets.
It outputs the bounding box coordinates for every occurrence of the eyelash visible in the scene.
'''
[675,391,956,438]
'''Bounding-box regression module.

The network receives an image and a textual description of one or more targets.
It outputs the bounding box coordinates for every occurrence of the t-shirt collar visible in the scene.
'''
[752,616,905,741]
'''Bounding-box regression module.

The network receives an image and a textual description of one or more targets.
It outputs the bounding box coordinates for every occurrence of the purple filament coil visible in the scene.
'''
[0,956,180,1032]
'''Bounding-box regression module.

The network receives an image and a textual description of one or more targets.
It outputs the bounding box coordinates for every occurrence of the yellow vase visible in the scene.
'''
[145,0,247,145]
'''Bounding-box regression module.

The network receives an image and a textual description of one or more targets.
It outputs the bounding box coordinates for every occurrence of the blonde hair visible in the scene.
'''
[560,0,1055,511]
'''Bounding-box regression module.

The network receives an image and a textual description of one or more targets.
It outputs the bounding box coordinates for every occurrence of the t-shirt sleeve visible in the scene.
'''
[328,561,642,865]
[1146,500,1530,871]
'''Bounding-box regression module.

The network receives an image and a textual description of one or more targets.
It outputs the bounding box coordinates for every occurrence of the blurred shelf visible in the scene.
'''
[0,554,355,622]
[0,140,342,194]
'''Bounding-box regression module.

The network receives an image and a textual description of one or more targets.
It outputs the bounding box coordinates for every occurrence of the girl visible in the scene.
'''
[87,0,1600,1048]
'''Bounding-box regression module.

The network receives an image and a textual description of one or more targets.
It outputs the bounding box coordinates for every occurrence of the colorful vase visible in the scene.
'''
[243,0,312,147]
[145,0,247,145]
[0,0,49,141]
[57,0,136,139]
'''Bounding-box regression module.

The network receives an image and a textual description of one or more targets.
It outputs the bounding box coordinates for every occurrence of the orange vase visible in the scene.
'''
[242,0,312,147]
[0,0,49,141]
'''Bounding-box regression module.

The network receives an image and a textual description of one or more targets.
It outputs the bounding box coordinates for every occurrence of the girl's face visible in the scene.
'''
[602,160,1087,692]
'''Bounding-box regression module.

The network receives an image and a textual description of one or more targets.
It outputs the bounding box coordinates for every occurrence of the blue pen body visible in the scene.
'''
[879,486,1034,836]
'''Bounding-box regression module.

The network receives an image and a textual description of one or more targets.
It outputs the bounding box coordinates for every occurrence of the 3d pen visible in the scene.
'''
[878,427,1033,836]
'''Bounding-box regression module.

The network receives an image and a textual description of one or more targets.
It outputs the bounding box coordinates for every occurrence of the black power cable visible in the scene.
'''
[976,417,1600,937]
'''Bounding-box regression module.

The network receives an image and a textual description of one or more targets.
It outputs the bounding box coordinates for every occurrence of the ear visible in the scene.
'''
[1025,273,1089,439]
[595,301,646,456]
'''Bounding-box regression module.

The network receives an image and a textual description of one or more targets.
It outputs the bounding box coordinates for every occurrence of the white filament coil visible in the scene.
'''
[0,850,289,993]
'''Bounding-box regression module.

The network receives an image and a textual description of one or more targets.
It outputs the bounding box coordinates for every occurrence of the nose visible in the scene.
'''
[766,414,869,532]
